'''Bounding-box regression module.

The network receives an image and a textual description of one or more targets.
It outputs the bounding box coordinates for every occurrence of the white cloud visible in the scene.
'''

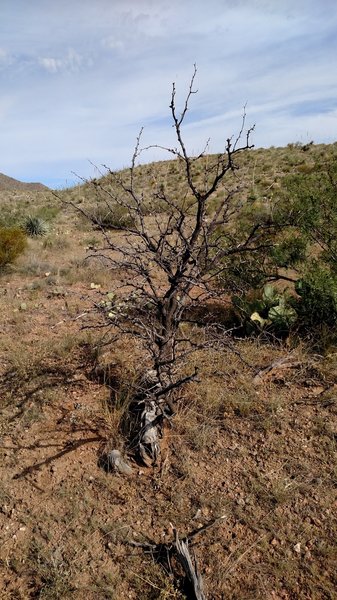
[0,47,13,69]
[38,57,62,74]
[38,49,87,74]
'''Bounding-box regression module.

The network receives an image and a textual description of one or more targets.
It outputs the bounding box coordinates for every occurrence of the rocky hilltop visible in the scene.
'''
[0,172,48,191]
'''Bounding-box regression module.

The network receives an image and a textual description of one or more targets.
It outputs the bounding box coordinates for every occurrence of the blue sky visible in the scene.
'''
[1,0,337,188]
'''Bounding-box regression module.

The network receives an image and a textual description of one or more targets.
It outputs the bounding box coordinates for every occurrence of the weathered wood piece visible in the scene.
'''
[107,449,133,475]
[129,517,227,598]
[138,398,162,466]
[173,528,207,600]
[253,356,301,385]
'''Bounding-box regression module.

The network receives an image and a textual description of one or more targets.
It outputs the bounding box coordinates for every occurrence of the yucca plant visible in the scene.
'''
[24,215,49,237]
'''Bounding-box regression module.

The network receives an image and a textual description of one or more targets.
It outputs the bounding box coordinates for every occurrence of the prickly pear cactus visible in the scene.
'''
[268,302,298,328]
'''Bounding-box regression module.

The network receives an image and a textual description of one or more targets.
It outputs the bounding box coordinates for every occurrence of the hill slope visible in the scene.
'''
[0,172,48,191]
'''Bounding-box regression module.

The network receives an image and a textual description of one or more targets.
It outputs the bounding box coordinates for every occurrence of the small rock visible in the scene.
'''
[107,450,133,475]
[72,373,86,382]
[294,542,301,554]
[50,287,66,297]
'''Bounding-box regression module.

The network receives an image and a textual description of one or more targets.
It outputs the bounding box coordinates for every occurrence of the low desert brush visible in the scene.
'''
[0,226,27,270]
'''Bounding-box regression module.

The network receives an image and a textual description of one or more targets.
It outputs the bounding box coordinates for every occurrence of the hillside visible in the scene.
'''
[0,142,336,600]
[0,172,48,192]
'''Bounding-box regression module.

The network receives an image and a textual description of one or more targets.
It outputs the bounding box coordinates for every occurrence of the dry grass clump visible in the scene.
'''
[0,227,27,270]
[91,351,142,449]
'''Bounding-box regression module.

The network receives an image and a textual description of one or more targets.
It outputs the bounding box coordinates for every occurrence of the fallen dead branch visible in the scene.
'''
[128,515,226,599]
[253,355,301,385]
[172,527,207,600]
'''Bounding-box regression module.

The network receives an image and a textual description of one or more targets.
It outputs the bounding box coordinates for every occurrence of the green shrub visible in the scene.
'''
[271,233,307,268]
[92,204,136,229]
[222,253,269,293]
[295,264,337,327]
[0,227,27,270]
[279,160,337,267]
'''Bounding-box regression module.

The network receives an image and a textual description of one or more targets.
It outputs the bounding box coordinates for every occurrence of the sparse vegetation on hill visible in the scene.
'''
[0,93,336,598]
[0,172,48,192]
